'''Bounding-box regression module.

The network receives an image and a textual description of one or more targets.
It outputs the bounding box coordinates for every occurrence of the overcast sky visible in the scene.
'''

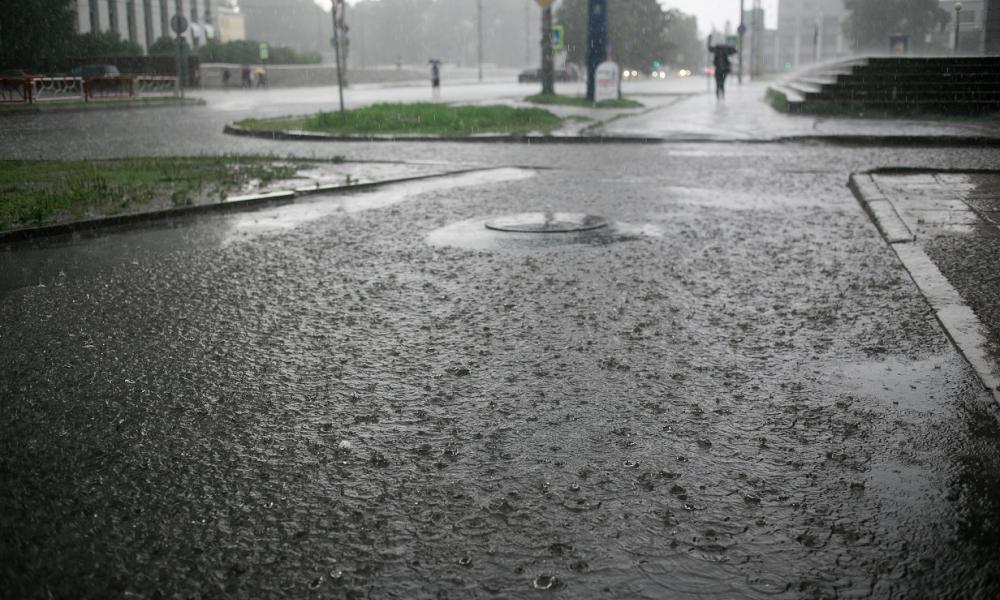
[660,0,779,34]
[329,1,781,35]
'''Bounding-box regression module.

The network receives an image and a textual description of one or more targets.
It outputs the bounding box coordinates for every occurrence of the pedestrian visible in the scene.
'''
[222,67,231,88]
[255,66,267,88]
[241,64,252,88]
[708,43,733,101]
[430,62,440,100]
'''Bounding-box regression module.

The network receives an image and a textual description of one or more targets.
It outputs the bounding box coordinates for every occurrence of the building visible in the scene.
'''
[74,0,218,50]
[776,0,849,70]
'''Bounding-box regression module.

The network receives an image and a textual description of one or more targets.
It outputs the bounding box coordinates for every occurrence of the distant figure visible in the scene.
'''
[708,44,733,100]
[222,67,231,87]
[255,66,267,88]
[430,63,440,99]
[240,64,252,88]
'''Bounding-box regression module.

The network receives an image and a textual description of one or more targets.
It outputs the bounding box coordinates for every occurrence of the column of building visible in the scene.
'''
[75,0,205,51]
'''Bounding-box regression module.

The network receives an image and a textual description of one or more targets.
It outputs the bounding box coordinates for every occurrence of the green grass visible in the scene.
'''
[0,155,335,230]
[235,102,563,136]
[524,93,644,109]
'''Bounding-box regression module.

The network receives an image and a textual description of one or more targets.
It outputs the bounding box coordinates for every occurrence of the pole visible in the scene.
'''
[175,34,184,99]
[955,5,962,54]
[541,5,554,95]
[477,0,483,81]
[332,0,345,116]
[738,0,744,84]
[586,0,608,100]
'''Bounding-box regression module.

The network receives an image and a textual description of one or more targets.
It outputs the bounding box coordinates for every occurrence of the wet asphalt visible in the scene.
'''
[2,90,1000,599]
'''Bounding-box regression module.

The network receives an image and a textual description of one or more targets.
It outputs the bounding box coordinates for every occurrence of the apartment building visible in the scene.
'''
[776,0,849,69]
[74,0,217,49]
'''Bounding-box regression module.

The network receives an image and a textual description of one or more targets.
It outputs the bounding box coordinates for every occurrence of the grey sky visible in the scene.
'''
[328,1,781,35]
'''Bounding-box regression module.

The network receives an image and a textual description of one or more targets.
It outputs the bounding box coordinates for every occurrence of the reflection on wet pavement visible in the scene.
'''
[3,146,1000,598]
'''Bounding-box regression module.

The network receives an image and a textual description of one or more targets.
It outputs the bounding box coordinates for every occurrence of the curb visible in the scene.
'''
[0,97,205,117]
[224,124,1000,147]
[0,167,490,246]
[848,171,1000,405]
[222,124,665,145]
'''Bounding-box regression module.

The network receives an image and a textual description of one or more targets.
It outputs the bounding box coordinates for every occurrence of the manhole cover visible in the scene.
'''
[485,212,608,234]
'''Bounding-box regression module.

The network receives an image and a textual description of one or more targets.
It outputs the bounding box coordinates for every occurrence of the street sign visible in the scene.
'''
[259,43,269,61]
[535,0,553,7]
[594,61,619,103]
[737,23,747,35]
[551,25,564,50]
[170,14,188,35]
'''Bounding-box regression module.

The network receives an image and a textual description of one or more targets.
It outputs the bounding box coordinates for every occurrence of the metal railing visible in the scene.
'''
[0,78,33,103]
[31,77,85,102]
[1,75,179,104]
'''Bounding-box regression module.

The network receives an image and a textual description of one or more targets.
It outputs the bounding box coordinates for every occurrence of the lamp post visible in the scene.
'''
[954,2,963,54]
[477,0,483,81]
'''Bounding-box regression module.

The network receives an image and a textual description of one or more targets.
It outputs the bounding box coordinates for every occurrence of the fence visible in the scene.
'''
[0,76,178,104]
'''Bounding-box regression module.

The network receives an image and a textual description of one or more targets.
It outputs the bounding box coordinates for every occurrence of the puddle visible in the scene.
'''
[830,355,956,415]
[661,186,825,211]
[427,217,662,251]
[223,168,535,243]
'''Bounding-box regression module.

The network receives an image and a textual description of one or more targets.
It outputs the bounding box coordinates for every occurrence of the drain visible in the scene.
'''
[484,212,608,234]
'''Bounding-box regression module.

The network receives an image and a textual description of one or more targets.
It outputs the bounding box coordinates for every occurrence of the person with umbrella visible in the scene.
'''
[429,59,441,100]
[707,38,736,100]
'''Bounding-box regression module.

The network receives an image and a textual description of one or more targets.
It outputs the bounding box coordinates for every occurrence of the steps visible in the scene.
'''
[767,56,1000,115]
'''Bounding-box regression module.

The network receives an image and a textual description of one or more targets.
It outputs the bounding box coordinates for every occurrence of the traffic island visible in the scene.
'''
[231,102,564,139]
[523,93,643,109]
[0,156,498,243]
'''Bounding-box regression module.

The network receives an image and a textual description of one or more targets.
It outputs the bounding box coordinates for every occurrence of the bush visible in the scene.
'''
[70,31,143,58]
[196,39,321,65]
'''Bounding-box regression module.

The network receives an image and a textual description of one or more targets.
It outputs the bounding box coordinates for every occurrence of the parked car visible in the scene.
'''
[70,64,121,78]
[517,67,579,83]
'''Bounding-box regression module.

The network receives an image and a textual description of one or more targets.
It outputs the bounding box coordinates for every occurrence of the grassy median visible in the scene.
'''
[235,102,564,136]
[0,155,337,230]
[524,93,643,109]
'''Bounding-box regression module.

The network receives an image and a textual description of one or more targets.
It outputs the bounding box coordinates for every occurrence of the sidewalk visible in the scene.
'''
[598,81,1000,143]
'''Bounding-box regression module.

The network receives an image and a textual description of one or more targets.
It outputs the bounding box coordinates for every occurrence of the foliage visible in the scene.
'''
[69,31,144,58]
[236,103,563,136]
[843,0,950,51]
[148,36,189,56]
[556,0,701,70]
[0,156,326,229]
[0,0,76,71]
[195,40,321,64]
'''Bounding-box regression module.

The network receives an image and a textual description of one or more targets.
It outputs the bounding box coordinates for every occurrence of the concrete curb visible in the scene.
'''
[848,171,1000,405]
[224,123,1000,147]
[0,167,490,246]
[222,124,665,145]
[0,97,205,117]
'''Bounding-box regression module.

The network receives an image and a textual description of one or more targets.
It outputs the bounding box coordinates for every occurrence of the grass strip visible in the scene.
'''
[236,102,563,136]
[0,155,337,230]
[524,93,643,109]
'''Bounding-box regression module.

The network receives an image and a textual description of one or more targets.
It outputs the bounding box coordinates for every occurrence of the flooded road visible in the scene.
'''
[3,141,1000,598]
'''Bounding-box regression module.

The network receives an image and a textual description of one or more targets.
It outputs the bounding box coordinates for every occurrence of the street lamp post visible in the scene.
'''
[738,0,745,84]
[477,0,483,81]
[954,2,963,54]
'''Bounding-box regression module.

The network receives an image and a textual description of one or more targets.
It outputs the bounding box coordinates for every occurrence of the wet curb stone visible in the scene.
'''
[224,123,1000,147]
[0,97,206,117]
[0,167,489,245]
[849,169,1000,405]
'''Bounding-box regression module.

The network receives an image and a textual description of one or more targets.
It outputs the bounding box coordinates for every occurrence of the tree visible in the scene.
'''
[555,0,696,71]
[844,0,950,51]
[69,32,144,58]
[0,0,76,70]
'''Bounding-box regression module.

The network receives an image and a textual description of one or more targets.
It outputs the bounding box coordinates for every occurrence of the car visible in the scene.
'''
[70,64,121,79]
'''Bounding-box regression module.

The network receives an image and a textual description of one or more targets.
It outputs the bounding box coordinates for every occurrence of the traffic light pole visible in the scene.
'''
[332,1,345,117]
[738,0,744,84]
[541,5,554,95]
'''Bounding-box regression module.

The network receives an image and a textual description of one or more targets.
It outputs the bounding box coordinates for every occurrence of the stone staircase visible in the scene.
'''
[768,56,1000,115]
